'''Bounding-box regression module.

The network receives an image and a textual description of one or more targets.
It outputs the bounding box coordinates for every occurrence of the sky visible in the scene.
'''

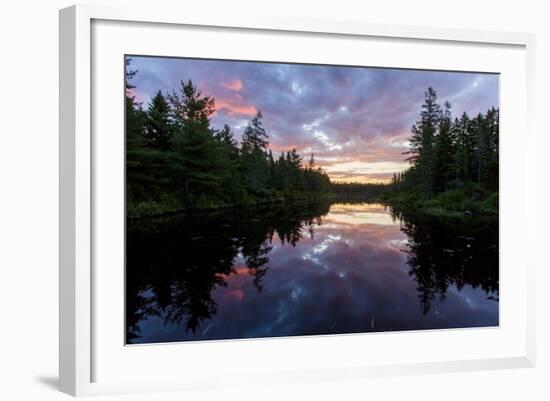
[128,56,499,183]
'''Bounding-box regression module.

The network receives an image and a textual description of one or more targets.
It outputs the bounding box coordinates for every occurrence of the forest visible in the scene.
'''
[125,59,345,217]
[385,87,499,216]
[126,58,498,218]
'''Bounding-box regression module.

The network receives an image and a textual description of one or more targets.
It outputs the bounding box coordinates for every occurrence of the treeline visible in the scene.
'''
[330,182,387,200]
[125,60,330,216]
[387,87,499,216]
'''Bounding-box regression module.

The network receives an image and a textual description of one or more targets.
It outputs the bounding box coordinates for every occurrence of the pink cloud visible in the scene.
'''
[221,79,243,91]
[269,143,301,152]
[215,99,257,117]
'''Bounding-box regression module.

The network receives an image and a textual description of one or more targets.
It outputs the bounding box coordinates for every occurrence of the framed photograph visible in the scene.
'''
[59,4,536,396]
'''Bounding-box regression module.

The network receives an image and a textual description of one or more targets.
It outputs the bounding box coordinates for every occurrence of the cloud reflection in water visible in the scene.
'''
[127,203,498,344]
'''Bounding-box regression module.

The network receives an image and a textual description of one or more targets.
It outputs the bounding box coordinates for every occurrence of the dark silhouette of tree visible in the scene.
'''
[168,80,225,199]
[144,90,173,150]
[242,111,268,151]
[389,86,498,212]
[404,87,441,194]
[124,60,335,217]
[485,107,499,191]
[241,111,271,193]
[168,79,215,128]
[125,57,137,92]
[434,101,454,192]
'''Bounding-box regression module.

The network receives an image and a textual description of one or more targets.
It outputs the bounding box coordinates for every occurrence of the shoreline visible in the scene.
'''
[127,192,391,220]
[127,190,497,220]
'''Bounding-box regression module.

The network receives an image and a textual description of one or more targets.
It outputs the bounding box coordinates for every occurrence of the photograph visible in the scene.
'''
[124,55,499,344]
[1,0,544,399]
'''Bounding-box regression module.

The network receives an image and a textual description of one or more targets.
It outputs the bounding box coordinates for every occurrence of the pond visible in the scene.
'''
[126,201,498,344]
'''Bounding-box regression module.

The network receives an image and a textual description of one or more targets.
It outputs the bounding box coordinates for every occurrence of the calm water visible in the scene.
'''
[126,202,498,344]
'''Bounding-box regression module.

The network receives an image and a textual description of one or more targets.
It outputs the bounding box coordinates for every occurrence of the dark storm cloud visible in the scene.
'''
[129,56,499,182]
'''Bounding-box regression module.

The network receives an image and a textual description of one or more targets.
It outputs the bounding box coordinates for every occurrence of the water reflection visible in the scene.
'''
[390,207,499,314]
[126,202,498,344]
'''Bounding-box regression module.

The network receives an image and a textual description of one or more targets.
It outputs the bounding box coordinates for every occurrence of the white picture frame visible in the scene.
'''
[59,3,536,397]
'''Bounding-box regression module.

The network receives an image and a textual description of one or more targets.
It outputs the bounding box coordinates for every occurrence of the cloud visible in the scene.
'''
[221,79,243,91]
[214,97,257,117]
[324,161,410,183]
[129,56,499,183]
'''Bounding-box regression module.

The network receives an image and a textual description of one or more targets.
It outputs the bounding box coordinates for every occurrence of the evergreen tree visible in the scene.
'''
[405,87,441,194]
[454,112,473,184]
[215,124,238,149]
[272,152,289,191]
[391,86,499,214]
[241,112,270,193]
[214,124,243,200]
[168,79,215,129]
[242,111,268,151]
[287,148,303,170]
[125,58,152,209]
[308,153,315,170]
[168,80,222,198]
[485,107,499,190]
[434,101,454,191]
[473,113,489,185]
[125,57,137,92]
[145,90,173,150]
[287,148,303,190]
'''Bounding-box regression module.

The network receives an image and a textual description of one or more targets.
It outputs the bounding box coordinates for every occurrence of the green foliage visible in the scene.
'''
[404,87,441,194]
[387,182,498,218]
[125,60,332,217]
[388,87,499,217]
[144,90,173,150]
[242,111,268,151]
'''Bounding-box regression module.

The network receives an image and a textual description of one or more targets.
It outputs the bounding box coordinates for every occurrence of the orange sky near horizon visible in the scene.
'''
[130,57,499,185]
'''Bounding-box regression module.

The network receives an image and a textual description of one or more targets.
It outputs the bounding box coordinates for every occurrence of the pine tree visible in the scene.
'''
[125,58,151,209]
[288,148,303,170]
[434,101,454,191]
[125,57,137,93]
[168,79,215,129]
[308,153,315,170]
[168,80,222,199]
[213,124,244,200]
[242,111,268,152]
[241,111,270,193]
[453,112,472,184]
[286,149,303,190]
[473,113,489,185]
[272,152,288,191]
[215,124,238,149]
[404,87,441,194]
[485,107,499,190]
[145,90,173,150]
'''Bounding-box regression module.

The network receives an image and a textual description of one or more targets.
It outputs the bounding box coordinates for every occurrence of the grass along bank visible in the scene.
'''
[383,183,498,218]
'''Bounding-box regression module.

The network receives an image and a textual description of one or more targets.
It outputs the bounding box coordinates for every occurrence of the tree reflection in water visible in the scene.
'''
[126,201,498,344]
[390,207,499,315]
[126,201,330,343]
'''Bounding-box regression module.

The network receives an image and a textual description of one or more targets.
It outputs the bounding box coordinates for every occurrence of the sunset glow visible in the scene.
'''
[129,56,498,183]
